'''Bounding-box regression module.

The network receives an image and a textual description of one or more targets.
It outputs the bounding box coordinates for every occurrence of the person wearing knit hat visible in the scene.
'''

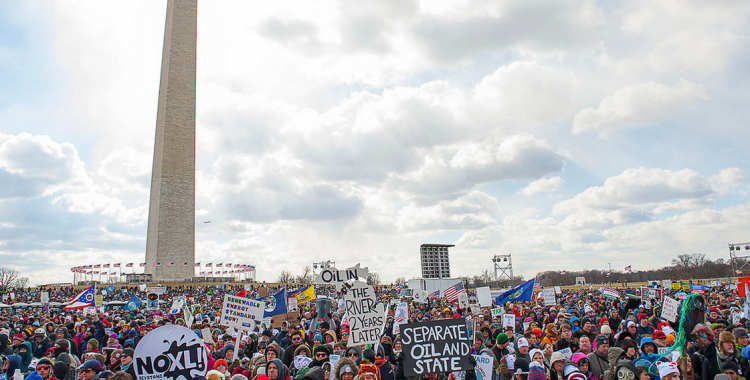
[358,362,380,380]
[311,345,330,367]
[215,359,231,378]
[78,359,104,380]
[527,361,546,380]
[734,328,750,352]
[86,338,99,354]
[35,357,54,380]
[721,360,741,379]
[550,351,566,378]
[656,361,680,380]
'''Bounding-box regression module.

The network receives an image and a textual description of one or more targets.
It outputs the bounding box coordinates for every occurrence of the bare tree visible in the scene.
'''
[0,268,19,294]
[367,272,381,286]
[277,271,294,284]
[13,277,28,289]
[295,266,314,284]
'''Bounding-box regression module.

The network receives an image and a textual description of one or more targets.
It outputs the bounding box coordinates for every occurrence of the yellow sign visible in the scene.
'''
[672,283,681,290]
[95,295,103,307]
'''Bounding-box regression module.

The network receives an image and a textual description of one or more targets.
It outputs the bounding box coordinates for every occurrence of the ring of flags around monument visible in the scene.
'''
[70,262,256,275]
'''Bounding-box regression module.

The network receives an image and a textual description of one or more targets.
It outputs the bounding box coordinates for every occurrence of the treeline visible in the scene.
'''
[537,253,733,286]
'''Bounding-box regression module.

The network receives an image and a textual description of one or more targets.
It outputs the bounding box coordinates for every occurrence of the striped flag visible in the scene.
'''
[217,263,223,267]
[625,265,632,271]
[560,270,567,275]
[194,262,200,267]
[167,262,175,267]
[206,263,212,267]
[181,262,189,267]
[226,263,232,267]
[154,263,161,267]
[444,282,466,302]
[139,263,146,267]
[113,263,121,268]
[94,264,101,269]
[126,263,133,268]
[103,263,110,268]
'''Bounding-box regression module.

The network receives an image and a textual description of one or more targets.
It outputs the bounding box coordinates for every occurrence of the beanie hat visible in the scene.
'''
[595,335,609,347]
[527,361,546,380]
[78,359,103,373]
[88,338,99,349]
[223,344,235,356]
[496,333,509,344]
[517,337,529,348]
[721,360,740,373]
[600,325,612,335]
[359,362,380,380]
[109,333,118,339]
[532,328,543,338]
[651,331,666,340]
[37,358,54,368]
[128,330,137,338]
[657,361,679,379]
[733,328,749,340]
[215,359,228,369]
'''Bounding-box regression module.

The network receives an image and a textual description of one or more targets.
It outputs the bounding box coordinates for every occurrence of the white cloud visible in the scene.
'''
[572,80,710,135]
[553,167,716,215]
[522,176,563,196]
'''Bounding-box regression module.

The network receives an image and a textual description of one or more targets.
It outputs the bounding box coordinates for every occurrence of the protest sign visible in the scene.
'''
[134,325,208,380]
[450,354,493,380]
[294,355,313,369]
[412,290,429,304]
[95,295,104,307]
[502,314,515,331]
[147,293,159,310]
[220,294,265,332]
[40,292,49,304]
[475,287,492,307]
[600,287,620,299]
[393,302,409,334]
[314,263,370,290]
[169,298,185,315]
[200,328,214,344]
[345,281,387,347]
[662,280,672,289]
[288,297,298,312]
[328,355,341,380]
[661,296,680,322]
[457,292,470,309]
[491,308,503,318]
[469,304,481,316]
[554,286,561,294]
[401,318,472,376]
[555,347,572,359]
[543,288,555,306]
[184,305,194,329]
[150,287,167,295]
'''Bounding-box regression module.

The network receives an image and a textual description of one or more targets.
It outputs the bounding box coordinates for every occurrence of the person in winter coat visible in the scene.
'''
[334,358,359,380]
[266,358,291,380]
[32,329,53,359]
[602,347,627,380]
[374,345,394,380]
[588,336,610,380]
[18,341,33,372]
[634,338,660,369]
[0,334,13,356]
[56,327,78,357]
[718,331,742,372]
[543,324,560,346]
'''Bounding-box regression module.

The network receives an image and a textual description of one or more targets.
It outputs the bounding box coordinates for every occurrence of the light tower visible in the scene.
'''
[493,254,513,282]
[729,242,750,275]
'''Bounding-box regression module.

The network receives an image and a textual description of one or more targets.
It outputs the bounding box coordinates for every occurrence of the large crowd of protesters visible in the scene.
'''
[0,279,745,380]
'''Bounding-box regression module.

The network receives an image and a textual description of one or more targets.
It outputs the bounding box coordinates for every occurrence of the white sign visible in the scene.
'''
[314,263,370,291]
[502,314,515,331]
[393,303,409,334]
[662,280,672,289]
[134,325,208,380]
[458,292,470,309]
[183,305,194,329]
[600,287,620,299]
[40,292,49,304]
[451,354,494,380]
[345,280,387,347]
[220,294,265,331]
[543,288,556,306]
[200,328,214,344]
[469,304,481,316]
[294,355,313,369]
[661,296,680,323]
[491,308,503,318]
[412,290,429,304]
[554,286,561,294]
[475,287,492,307]
[169,298,185,315]
[288,297,298,312]
[328,355,341,380]
[555,347,572,359]
[149,287,167,295]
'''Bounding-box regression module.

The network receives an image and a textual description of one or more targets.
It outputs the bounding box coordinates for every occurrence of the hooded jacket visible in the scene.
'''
[587,347,610,379]
[601,347,626,380]
[266,358,291,380]
[31,336,52,359]
[0,334,12,356]
[57,327,78,356]
[334,358,359,380]
[18,341,33,372]
[5,354,21,378]
[633,338,660,368]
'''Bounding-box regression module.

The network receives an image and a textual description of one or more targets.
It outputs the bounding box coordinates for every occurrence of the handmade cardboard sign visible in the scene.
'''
[393,302,409,334]
[661,296,680,322]
[412,290,429,304]
[133,325,208,380]
[315,263,370,290]
[475,287,492,307]
[543,288,555,306]
[345,280,387,346]
[400,318,473,376]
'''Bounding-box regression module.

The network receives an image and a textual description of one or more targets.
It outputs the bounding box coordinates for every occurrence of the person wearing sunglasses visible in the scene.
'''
[310,345,330,367]
[77,359,103,380]
[34,357,55,380]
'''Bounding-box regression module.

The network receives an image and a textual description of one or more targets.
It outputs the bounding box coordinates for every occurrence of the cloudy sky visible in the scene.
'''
[2,0,750,286]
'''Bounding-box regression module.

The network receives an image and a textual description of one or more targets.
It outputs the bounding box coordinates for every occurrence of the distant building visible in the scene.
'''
[420,244,454,278]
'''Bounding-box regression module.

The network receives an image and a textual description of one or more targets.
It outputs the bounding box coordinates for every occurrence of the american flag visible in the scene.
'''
[103,263,110,268]
[113,263,120,268]
[94,271,99,274]
[94,264,101,269]
[194,262,200,267]
[139,263,146,267]
[167,262,175,267]
[154,262,161,267]
[534,278,541,288]
[737,270,743,274]
[625,265,632,271]
[444,282,466,302]
[226,263,232,267]
[206,263,212,267]
[560,270,567,275]
[181,262,189,267]
[102,271,107,275]
[126,263,133,268]
[216,263,223,267]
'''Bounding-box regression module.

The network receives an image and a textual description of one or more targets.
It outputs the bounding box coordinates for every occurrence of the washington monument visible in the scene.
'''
[144,0,197,281]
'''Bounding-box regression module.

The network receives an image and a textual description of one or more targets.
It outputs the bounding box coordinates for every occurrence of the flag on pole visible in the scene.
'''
[126,263,133,268]
[154,263,161,267]
[139,263,146,267]
[495,279,536,305]
[182,262,189,267]
[194,262,200,267]
[167,262,175,267]
[625,265,632,271]
[64,284,96,309]
[444,282,466,302]
[113,263,121,268]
